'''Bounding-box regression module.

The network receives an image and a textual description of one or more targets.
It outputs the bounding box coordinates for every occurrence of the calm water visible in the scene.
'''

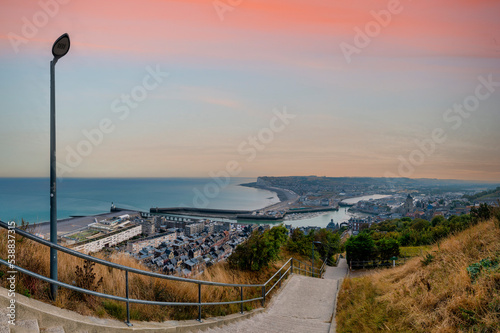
[284,208,352,228]
[0,178,390,228]
[285,194,391,228]
[0,178,279,223]
[342,194,391,204]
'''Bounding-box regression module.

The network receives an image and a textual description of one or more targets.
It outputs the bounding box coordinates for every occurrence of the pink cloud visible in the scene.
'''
[2,0,498,61]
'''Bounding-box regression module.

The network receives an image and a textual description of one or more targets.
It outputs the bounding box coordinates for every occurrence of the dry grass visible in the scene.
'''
[337,219,500,333]
[0,229,306,321]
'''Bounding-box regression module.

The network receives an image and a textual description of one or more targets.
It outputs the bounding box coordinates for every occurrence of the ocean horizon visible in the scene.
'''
[0,177,279,223]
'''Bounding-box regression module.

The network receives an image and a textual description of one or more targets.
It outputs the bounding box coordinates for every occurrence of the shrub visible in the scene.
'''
[228,226,288,271]
[490,201,500,229]
[345,233,376,263]
[470,203,491,223]
[375,238,400,261]
[73,260,103,307]
[420,253,434,266]
[467,258,499,282]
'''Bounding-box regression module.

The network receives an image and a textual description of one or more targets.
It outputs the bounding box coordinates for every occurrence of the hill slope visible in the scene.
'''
[337,219,500,332]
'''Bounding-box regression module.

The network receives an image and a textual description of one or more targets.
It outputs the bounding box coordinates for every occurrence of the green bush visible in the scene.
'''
[228,226,288,271]
[345,233,376,263]
[286,228,340,263]
[375,238,400,261]
[421,253,434,266]
[467,258,499,282]
[102,300,126,320]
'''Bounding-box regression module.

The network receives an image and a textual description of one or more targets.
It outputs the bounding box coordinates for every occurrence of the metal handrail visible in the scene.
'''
[0,221,259,288]
[264,258,292,285]
[291,257,327,277]
[0,220,325,326]
[0,259,264,307]
[265,266,292,296]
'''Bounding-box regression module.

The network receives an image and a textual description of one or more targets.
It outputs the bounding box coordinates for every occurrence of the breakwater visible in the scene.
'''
[150,207,253,219]
[288,206,339,213]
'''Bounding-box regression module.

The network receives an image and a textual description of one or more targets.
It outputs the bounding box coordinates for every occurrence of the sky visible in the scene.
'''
[0,0,499,181]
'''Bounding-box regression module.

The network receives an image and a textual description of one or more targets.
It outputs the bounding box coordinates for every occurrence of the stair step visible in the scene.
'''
[10,319,39,333]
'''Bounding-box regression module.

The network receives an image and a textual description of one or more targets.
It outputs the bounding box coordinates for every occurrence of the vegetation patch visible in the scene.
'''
[400,245,432,257]
[337,218,500,332]
[467,258,499,283]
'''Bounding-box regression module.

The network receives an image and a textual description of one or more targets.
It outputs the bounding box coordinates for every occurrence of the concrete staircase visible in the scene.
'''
[195,259,348,333]
[195,275,337,333]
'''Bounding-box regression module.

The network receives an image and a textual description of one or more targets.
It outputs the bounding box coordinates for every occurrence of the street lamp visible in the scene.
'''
[312,241,322,277]
[50,33,70,300]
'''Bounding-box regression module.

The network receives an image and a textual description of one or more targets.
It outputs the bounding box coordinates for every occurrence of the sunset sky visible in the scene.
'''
[1,0,499,181]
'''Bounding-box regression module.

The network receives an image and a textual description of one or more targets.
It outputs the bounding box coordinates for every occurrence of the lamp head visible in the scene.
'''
[52,33,70,60]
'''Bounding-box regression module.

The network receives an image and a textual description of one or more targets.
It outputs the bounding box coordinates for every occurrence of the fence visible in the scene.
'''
[0,220,325,326]
[349,257,408,269]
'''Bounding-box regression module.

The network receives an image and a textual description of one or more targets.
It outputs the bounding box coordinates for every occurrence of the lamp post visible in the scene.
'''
[50,33,70,300]
[312,241,322,277]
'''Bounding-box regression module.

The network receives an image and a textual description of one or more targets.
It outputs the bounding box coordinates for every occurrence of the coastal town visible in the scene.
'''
[49,177,500,278]
[60,212,271,277]
[253,176,499,234]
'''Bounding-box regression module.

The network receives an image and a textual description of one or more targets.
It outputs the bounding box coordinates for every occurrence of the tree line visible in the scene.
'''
[228,226,341,271]
[346,203,497,264]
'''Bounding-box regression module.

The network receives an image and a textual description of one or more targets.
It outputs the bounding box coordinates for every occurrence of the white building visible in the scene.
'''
[72,225,142,254]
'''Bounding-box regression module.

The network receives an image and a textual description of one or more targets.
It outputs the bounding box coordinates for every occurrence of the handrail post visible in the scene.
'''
[261,286,265,307]
[125,270,132,326]
[291,258,293,274]
[240,286,244,314]
[279,270,282,288]
[298,261,301,275]
[198,283,202,322]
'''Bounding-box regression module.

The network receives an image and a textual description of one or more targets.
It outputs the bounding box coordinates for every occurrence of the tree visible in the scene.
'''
[470,203,491,223]
[314,229,341,264]
[411,218,431,232]
[228,226,288,271]
[431,215,446,227]
[345,233,375,263]
[375,238,400,261]
[286,228,310,255]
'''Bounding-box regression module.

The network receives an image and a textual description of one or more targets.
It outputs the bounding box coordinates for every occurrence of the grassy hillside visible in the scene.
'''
[337,218,500,332]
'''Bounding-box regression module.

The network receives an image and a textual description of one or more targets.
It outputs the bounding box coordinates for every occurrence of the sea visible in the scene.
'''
[0,177,279,223]
[0,178,388,228]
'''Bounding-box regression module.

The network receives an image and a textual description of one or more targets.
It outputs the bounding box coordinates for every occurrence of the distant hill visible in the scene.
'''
[255,176,499,195]
[464,186,500,201]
